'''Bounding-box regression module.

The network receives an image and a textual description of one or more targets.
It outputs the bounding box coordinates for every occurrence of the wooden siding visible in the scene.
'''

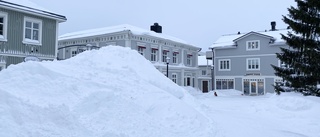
[0,8,57,66]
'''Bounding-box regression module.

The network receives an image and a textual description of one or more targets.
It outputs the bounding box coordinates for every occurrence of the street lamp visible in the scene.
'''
[166,57,170,77]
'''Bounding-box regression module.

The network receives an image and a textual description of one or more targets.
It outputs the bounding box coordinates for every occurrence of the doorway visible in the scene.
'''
[202,81,209,93]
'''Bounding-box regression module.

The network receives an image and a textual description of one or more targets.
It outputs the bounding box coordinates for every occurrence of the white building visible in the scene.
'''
[58,23,202,88]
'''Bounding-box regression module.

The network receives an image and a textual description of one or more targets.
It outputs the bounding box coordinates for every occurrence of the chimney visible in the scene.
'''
[150,23,162,33]
[271,21,276,31]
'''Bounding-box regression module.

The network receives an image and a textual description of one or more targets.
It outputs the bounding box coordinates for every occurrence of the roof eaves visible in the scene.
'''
[233,31,273,42]
[0,1,67,22]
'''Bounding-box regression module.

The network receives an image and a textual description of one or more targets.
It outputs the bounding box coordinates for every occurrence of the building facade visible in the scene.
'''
[197,55,213,93]
[0,0,67,71]
[58,23,201,87]
[209,22,289,95]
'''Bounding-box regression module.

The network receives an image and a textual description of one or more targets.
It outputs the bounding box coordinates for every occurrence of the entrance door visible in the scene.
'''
[202,81,209,93]
[250,81,258,95]
[186,77,191,86]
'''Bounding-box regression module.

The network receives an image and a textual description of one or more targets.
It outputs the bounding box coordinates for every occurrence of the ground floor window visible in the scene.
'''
[243,79,264,95]
[172,73,177,83]
[216,79,234,90]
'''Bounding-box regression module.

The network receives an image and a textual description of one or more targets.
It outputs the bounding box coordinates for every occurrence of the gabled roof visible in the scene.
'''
[59,24,197,48]
[233,31,274,42]
[0,0,67,22]
[210,29,289,49]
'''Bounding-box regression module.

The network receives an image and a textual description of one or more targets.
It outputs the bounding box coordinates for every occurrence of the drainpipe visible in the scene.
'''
[211,48,215,91]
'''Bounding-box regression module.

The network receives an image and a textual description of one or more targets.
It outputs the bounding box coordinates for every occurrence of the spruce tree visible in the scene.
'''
[272,0,320,96]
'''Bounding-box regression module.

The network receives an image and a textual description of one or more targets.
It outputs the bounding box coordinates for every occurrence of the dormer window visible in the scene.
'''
[246,40,260,51]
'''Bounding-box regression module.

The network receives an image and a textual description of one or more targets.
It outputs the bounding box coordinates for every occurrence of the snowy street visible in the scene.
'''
[190,90,320,137]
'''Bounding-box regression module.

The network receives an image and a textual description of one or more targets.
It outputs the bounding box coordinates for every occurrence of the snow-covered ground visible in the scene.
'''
[0,46,319,137]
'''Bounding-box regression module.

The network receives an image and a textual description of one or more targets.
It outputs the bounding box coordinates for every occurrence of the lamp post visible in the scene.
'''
[166,57,170,77]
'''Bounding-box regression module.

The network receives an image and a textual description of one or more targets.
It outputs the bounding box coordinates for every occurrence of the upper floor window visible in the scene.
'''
[151,48,158,62]
[246,40,260,51]
[219,59,230,71]
[0,12,8,41]
[162,50,169,62]
[173,52,178,64]
[172,73,177,83]
[247,58,260,70]
[23,17,42,45]
[202,70,207,75]
[138,46,145,56]
[187,54,192,66]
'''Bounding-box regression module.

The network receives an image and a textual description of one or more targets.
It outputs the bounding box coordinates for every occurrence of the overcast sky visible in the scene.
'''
[31,0,295,50]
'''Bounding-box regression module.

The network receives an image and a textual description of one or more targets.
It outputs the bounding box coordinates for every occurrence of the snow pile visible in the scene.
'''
[0,46,215,137]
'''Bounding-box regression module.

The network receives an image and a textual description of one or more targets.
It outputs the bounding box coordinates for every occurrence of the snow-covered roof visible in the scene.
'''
[198,56,212,66]
[0,0,66,22]
[59,24,193,46]
[210,29,289,48]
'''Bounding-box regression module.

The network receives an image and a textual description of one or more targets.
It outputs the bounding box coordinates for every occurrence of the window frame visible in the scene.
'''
[162,50,169,62]
[71,50,77,57]
[138,46,145,56]
[216,79,234,90]
[23,17,42,45]
[172,52,178,64]
[172,73,177,83]
[151,48,158,62]
[247,58,260,70]
[186,54,192,66]
[246,40,260,51]
[218,59,231,71]
[0,12,8,41]
[202,70,207,76]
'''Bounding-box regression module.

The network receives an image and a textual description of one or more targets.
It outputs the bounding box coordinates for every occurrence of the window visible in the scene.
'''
[278,60,289,68]
[218,59,230,71]
[247,58,260,70]
[162,50,169,62]
[138,46,145,56]
[216,79,234,90]
[187,54,192,66]
[173,52,178,64]
[172,74,177,83]
[71,50,77,57]
[246,40,260,50]
[151,48,158,62]
[0,12,8,41]
[23,17,42,45]
[202,70,207,75]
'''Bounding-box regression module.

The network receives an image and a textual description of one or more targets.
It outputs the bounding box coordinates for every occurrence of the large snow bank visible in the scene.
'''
[0,46,215,137]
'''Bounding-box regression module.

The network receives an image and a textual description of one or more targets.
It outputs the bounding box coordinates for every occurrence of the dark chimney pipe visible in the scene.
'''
[150,23,162,33]
[271,21,276,31]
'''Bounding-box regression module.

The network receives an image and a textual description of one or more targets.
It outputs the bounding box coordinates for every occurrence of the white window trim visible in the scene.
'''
[172,73,177,83]
[246,58,260,71]
[218,59,231,71]
[0,12,8,42]
[186,55,192,66]
[71,49,77,57]
[138,46,145,56]
[151,48,158,62]
[172,52,179,64]
[22,17,42,46]
[246,40,260,51]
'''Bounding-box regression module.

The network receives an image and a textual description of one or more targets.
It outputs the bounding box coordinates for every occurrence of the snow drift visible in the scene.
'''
[0,46,215,137]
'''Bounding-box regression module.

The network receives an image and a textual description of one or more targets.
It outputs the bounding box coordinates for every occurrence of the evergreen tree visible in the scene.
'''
[272,0,320,96]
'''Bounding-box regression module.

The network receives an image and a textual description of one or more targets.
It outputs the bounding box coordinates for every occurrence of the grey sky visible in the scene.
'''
[31,0,295,50]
